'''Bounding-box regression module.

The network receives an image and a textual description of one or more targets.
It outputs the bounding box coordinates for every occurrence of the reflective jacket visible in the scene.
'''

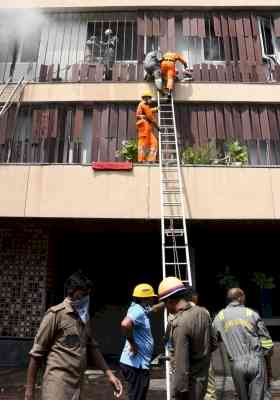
[213,301,273,361]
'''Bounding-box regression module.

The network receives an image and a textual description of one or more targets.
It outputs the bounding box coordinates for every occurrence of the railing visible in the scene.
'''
[1,103,280,166]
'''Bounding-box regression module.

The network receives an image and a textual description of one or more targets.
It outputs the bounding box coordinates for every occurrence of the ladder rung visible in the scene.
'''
[165,246,186,249]
[165,228,184,234]
[164,215,184,218]
[161,141,176,144]
[161,179,179,182]
[163,203,181,206]
[163,190,180,194]
[165,262,187,265]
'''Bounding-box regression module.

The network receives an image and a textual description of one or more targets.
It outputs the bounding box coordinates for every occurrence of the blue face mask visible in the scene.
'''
[72,295,90,324]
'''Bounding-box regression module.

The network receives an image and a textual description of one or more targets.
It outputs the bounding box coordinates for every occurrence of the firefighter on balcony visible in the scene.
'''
[136,91,159,163]
[160,52,192,99]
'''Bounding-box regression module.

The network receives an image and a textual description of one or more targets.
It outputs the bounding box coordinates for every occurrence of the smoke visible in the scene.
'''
[0,9,47,39]
[0,9,48,78]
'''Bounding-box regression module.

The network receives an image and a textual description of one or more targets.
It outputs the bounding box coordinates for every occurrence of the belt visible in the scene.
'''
[163,58,175,62]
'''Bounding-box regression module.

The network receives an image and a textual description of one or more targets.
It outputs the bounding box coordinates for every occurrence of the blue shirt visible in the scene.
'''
[120,302,154,369]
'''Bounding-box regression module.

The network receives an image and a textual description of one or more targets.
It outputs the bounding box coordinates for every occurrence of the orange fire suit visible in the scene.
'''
[161,52,188,91]
[136,101,158,162]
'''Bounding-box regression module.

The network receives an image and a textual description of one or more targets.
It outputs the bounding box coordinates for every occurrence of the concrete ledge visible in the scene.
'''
[0,0,280,10]
[0,164,279,220]
[2,82,280,104]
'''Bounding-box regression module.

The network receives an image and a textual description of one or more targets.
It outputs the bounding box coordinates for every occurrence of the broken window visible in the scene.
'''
[0,22,41,63]
[20,26,41,62]
[86,17,137,63]
[203,17,225,61]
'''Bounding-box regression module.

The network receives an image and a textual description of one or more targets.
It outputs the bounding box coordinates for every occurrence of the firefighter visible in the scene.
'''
[120,283,164,400]
[143,50,163,92]
[25,271,123,400]
[213,288,273,400]
[136,91,159,163]
[160,52,192,99]
[158,277,217,400]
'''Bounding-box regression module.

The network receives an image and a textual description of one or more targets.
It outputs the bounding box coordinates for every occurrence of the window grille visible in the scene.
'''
[203,17,225,62]
[85,17,137,63]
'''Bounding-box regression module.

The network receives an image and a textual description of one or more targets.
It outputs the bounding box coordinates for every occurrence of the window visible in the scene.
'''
[86,18,137,63]
[203,17,225,62]
[0,22,41,63]
[259,17,275,56]
[20,26,41,62]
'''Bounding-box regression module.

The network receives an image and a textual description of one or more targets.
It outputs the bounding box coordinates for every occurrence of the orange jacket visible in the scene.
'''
[136,101,157,125]
[162,52,187,66]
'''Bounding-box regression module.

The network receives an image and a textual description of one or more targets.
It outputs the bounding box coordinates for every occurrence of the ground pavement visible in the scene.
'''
[1,368,280,399]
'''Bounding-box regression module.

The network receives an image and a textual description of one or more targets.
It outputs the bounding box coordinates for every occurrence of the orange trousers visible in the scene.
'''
[137,120,158,162]
[160,61,176,90]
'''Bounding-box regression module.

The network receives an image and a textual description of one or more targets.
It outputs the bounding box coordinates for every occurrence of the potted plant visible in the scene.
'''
[224,141,248,166]
[116,139,138,162]
[181,142,218,165]
[251,272,275,318]
[217,266,240,290]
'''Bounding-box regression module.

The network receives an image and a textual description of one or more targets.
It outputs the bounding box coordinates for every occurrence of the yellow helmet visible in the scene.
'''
[158,277,186,301]
[133,283,157,298]
[141,90,153,98]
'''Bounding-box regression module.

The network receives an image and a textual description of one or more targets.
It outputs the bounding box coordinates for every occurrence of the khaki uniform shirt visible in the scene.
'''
[30,298,98,400]
[169,304,217,395]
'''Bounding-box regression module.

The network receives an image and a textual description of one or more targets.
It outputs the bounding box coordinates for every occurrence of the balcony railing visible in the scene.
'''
[1,103,280,166]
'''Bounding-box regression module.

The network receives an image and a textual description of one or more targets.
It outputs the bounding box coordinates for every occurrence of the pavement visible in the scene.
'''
[1,368,280,399]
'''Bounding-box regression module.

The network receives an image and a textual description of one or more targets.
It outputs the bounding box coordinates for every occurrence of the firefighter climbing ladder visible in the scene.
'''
[0,77,26,117]
[157,92,193,400]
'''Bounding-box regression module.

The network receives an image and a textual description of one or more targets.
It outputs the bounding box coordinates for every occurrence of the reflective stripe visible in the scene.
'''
[261,339,273,349]
[218,310,225,320]
[245,308,253,317]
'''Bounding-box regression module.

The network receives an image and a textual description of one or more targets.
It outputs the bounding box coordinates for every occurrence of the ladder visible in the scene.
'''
[157,92,193,400]
[0,77,26,117]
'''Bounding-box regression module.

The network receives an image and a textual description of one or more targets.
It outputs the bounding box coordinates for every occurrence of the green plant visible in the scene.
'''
[225,141,248,165]
[217,266,240,289]
[116,139,138,162]
[181,142,218,165]
[251,272,275,289]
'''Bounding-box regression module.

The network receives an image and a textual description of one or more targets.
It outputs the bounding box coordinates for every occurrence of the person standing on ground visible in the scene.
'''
[120,283,164,400]
[213,288,273,400]
[136,92,159,163]
[158,277,217,400]
[190,290,217,400]
[25,271,123,400]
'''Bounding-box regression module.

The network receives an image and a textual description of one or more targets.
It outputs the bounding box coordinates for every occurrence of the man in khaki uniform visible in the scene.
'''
[25,271,123,400]
[158,277,217,400]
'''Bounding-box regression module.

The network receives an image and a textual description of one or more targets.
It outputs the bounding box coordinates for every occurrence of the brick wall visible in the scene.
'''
[0,225,48,337]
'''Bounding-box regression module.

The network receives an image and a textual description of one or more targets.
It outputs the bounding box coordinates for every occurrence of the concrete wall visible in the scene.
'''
[0,0,279,9]
[2,82,280,104]
[0,164,280,220]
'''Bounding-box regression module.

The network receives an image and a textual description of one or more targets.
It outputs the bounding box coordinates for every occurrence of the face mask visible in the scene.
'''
[72,295,90,324]
[142,304,152,314]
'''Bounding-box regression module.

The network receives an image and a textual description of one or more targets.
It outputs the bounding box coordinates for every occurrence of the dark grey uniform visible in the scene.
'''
[213,301,273,400]
[143,50,163,90]
[167,304,217,400]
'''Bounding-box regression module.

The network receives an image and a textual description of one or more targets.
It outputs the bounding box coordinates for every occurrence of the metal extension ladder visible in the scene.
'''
[0,77,26,117]
[157,92,193,400]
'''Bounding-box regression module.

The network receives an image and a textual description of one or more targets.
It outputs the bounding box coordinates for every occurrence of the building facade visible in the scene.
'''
[1,0,280,366]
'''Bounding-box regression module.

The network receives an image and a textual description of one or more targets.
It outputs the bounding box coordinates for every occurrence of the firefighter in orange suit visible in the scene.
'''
[160,52,191,99]
[136,91,159,163]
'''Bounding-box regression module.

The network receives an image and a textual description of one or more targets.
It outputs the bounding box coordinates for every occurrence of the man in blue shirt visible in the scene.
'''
[120,283,163,400]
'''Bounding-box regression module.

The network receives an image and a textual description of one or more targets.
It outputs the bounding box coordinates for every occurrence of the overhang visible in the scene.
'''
[2,82,280,104]
[0,164,279,220]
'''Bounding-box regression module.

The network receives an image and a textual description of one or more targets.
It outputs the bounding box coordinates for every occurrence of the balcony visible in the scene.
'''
[0,164,279,219]
[1,11,280,85]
